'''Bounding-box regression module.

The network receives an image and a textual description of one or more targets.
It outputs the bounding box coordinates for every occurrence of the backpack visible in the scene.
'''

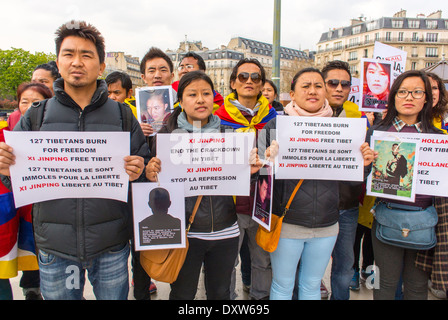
[28,99,133,132]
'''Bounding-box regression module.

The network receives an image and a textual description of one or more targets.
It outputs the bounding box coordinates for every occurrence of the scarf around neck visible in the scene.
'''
[176,111,221,133]
[284,99,333,117]
[215,92,277,132]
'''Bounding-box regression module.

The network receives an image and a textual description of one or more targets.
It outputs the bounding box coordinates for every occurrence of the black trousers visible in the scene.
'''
[371,221,429,300]
[170,236,239,300]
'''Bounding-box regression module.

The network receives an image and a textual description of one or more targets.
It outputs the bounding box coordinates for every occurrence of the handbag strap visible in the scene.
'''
[186,196,203,233]
[281,179,304,217]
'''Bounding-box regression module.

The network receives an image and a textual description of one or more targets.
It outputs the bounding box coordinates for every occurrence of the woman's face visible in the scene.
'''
[366,63,389,96]
[19,89,45,116]
[395,76,426,124]
[429,77,440,107]
[290,72,326,113]
[262,83,276,104]
[180,79,214,127]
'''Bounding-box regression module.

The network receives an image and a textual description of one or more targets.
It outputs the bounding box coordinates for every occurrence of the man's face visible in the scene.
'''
[147,96,167,121]
[56,36,105,89]
[178,57,200,79]
[230,63,263,101]
[325,69,351,108]
[32,69,55,94]
[141,57,174,86]
[258,179,269,203]
[392,145,400,156]
[108,80,131,103]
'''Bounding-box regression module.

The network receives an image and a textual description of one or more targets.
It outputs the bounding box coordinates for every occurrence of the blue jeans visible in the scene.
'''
[38,243,130,300]
[330,207,359,300]
[270,235,337,300]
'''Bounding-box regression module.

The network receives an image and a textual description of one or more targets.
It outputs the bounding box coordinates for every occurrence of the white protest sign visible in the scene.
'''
[156,132,254,196]
[373,41,407,82]
[5,131,130,207]
[274,117,367,181]
[372,131,448,197]
[348,77,360,106]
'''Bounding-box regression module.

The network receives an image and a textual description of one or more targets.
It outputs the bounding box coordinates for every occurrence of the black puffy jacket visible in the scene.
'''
[259,117,339,228]
[13,78,150,262]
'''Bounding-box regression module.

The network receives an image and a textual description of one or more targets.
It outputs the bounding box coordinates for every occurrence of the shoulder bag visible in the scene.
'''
[140,195,203,283]
[256,180,304,252]
[373,201,438,250]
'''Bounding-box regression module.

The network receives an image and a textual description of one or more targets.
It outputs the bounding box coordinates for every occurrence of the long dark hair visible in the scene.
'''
[163,71,214,132]
[380,70,434,132]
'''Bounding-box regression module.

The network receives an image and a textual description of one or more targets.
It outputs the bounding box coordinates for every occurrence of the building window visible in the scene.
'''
[412,47,418,57]
[426,62,435,68]
[386,32,391,41]
[352,26,361,35]
[349,37,359,47]
[363,49,368,58]
[334,41,343,50]
[408,19,420,28]
[411,62,417,70]
[348,51,358,61]
[426,33,438,42]
[375,33,380,41]
[349,65,358,75]
[426,47,438,58]
[364,34,370,43]
[366,20,378,31]
[398,32,404,41]
[412,32,419,41]
[426,20,438,29]
[392,19,404,28]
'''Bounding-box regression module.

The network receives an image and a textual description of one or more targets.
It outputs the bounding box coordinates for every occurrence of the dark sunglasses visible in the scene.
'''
[326,79,351,89]
[237,72,262,84]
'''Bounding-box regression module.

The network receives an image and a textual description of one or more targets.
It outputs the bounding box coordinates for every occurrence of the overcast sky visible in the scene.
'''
[1,0,444,59]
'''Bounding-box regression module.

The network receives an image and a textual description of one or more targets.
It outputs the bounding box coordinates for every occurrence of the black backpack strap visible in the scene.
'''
[28,99,49,131]
[118,102,133,132]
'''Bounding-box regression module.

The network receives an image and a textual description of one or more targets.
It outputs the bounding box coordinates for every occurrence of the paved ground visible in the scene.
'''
[8,257,443,300]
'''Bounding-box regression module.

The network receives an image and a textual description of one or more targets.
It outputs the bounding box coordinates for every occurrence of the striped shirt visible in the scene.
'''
[187,222,240,241]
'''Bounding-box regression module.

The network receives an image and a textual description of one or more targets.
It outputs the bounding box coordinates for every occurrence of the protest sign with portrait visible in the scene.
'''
[136,86,175,135]
[132,182,186,251]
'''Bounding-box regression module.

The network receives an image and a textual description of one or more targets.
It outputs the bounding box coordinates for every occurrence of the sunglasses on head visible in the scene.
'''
[237,72,262,84]
[326,79,351,89]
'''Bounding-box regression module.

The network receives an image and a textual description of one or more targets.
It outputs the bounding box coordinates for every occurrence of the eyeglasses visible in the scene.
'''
[325,79,351,89]
[178,64,195,72]
[396,89,426,99]
[237,72,262,84]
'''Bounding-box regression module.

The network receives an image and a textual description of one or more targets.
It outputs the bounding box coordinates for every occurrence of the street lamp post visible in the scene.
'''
[272,0,281,94]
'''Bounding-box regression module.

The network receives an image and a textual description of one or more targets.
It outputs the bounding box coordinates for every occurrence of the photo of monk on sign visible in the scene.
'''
[360,59,392,112]
[138,187,182,247]
[136,86,174,135]
[367,137,418,202]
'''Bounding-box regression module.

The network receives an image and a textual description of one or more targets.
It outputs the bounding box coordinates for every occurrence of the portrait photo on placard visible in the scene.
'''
[135,86,174,135]
[132,182,186,251]
[367,136,419,202]
[252,164,273,231]
[360,58,392,112]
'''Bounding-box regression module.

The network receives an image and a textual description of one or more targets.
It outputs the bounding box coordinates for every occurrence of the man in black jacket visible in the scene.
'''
[0,21,149,300]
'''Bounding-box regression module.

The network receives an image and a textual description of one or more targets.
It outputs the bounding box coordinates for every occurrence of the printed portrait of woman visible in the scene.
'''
[361,60,391,111]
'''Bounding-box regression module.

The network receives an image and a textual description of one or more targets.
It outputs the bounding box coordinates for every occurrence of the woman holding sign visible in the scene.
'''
[365,70,443,300]
[146,70,262,300]
[260,68,374,300]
